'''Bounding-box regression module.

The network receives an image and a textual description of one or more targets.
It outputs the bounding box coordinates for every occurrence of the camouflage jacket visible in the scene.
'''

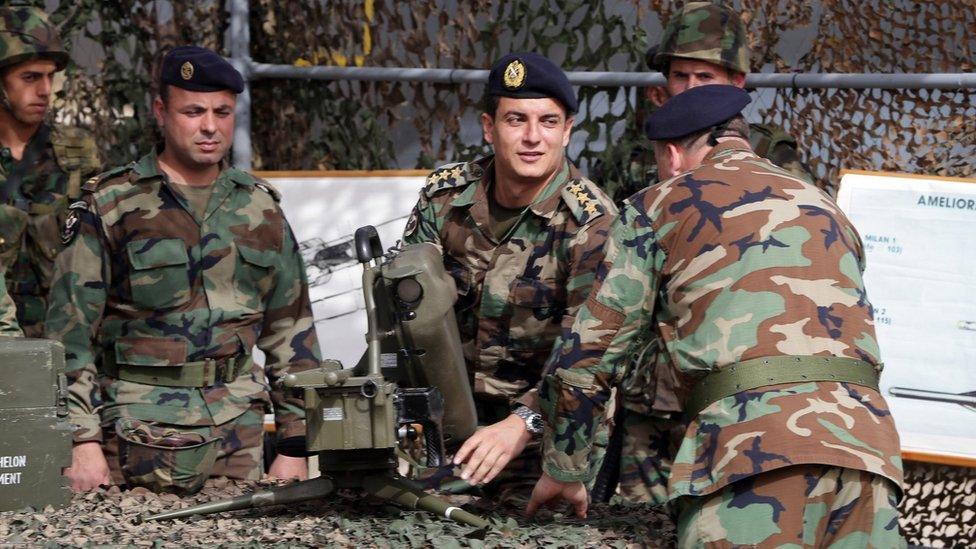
[592,123,822,417]
[0,271,21,336]
[540,142,903,499]
[593,122,822,209]
[0,124,100,335]
[402,156,617,412]
[45,150,321,444]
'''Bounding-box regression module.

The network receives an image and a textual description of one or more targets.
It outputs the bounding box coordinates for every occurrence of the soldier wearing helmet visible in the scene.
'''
[0,5,100,338]
[591,2,824,507]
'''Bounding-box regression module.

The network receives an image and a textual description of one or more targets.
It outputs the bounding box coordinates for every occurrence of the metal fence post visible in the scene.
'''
[227,0,252,170]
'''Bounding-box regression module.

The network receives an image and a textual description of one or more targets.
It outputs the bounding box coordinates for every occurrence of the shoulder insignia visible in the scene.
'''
[422,162,477,198]
[561,177,612,226]
[254,179,282,203]
[50,126,101,173]
[81,165,131,192]
[60,200,89,245]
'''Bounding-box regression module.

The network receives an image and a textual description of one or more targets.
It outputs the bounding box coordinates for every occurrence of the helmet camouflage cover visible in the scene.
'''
[654,1,751,75]
[116,418,221,495]
[0,6,69,71]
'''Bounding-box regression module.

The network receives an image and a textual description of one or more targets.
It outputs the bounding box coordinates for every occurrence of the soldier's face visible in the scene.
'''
[1,59,57,125]
[153,87,235,169]
[665,59,746,98]
[482,97,573,188]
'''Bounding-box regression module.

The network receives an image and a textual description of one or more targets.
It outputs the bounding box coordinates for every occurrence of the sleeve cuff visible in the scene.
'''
[276,418,306,440]
[515,388,540,413]
[71,415,103,444]
[541,426,595,483]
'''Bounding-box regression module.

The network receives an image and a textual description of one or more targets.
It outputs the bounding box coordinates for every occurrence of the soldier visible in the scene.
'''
[0,272,22,336]
[593,1,824,505]
[0,5,100,337]
[595,2,820,208]
[46,46,320,492]
[526,85,904,547]
[402,52,617,499]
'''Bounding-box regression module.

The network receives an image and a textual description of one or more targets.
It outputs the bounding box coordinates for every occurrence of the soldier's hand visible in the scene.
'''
[453,414,531,486]
[66,441,111,492]
[524,473,588,519]
[267,455,308,481]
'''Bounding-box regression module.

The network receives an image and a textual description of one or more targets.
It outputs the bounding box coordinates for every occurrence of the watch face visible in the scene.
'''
[529,415,544,433]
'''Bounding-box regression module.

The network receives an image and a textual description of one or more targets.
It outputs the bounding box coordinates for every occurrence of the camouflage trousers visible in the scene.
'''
[102,403,266,485]
[676,465,905,548]
[616,407,684,505]
[10,292,44,338]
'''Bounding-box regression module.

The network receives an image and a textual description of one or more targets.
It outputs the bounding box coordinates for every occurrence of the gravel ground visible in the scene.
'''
[0,478,676,547]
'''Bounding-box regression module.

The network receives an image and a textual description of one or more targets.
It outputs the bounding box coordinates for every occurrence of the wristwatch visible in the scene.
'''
[513,405,544,435]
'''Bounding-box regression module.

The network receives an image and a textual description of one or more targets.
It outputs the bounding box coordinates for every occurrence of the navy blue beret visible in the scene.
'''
[645,85,751,140]
[487,52,578,114]
[161,46,244,94]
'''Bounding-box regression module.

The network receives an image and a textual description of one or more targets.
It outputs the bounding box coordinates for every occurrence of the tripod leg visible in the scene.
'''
[138,476,336,523]
[362,474,489,528]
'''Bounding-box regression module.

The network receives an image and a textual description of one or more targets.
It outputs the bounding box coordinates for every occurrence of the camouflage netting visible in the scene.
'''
[0,478,676,547]
[44,0,975,181]
[10,0,976,545]
[900,462,976,547]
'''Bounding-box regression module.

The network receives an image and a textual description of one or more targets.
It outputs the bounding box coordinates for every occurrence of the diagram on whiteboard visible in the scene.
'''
[837,171,976,459]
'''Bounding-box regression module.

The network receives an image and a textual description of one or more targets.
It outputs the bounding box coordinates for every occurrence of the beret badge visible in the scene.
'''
[181,61,194,80]
[503,59,526,90]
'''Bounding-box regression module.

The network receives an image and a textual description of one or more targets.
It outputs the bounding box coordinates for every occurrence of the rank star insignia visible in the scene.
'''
[181,61,194,80]
[503,60,526,89]
[584,202,600,215]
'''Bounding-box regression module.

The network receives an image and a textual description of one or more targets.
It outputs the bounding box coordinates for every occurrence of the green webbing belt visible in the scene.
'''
[103,354,253,388]
[685,355,879,420]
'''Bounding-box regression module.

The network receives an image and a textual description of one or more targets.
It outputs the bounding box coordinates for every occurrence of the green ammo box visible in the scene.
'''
[0,338,73,511]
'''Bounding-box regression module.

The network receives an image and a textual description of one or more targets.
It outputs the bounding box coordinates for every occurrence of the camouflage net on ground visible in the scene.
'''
[0,478,675,547]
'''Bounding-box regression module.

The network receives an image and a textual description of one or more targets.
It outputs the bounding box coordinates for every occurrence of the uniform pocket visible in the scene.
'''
[507,276,565,351]
[234,244,276,312]
[0,205,28,270]
[126,238,191,309]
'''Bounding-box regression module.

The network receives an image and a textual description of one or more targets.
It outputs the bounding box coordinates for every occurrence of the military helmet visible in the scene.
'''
[0,6,69,72]
[653,2,751,75]
[115,418,221,495]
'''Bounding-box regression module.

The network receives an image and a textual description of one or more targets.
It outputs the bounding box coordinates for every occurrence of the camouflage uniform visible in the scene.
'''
[402,156,617,497]
[0,126,100,336]
[594,125,818,208]
[592,1,824,505]
[0,271,22,336]
[0,7,101,337]
[540,141,904,546]
[45,150,321,483]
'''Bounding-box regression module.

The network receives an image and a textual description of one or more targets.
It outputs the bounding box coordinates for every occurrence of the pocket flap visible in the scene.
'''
[127,238,189,270]
[554,368,595,390]
[508,276,559,307]
[238,244,276,268]
[115,336,188,367]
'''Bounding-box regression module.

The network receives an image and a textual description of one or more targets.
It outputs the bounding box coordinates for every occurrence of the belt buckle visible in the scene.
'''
[219,357,236,384]
[203,357,218,386]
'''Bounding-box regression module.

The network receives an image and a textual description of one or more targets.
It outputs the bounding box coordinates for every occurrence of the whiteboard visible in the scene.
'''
[270,175,425,368]
[837,171,976,460]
